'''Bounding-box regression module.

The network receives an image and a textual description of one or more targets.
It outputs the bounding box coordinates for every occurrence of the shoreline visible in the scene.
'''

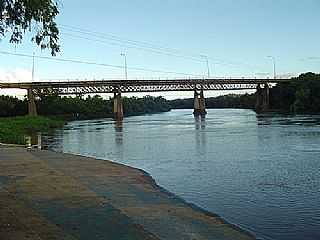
[60,150,257,238]
[129,161,256,238]
[0,146,256,239]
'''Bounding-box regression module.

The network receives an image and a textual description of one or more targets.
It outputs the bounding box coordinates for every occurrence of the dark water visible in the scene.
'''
[44,109,320,240]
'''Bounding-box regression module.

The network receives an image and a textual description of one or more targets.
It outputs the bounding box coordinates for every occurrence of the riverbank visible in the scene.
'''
[0,146,256,240]
[0,116,65,145]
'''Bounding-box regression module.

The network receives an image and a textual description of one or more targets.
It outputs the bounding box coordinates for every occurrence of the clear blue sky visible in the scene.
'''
[0,0,319,97]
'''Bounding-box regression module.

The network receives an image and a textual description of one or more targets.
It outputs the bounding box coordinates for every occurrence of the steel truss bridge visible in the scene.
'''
[0,78,290,95]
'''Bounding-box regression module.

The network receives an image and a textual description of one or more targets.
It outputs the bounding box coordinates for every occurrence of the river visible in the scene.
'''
[43,109,320,240]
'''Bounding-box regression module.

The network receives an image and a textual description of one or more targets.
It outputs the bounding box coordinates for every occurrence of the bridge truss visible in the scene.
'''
[0,78,290,95]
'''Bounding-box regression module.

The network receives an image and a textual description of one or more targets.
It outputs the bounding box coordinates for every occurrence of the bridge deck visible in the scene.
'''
[0,78,291,94]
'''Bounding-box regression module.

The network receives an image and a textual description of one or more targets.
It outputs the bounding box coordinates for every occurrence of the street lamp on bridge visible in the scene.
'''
[120,53,128,80]
[32,52,35,82]
[267,56,276,79]
[201,55,211,79]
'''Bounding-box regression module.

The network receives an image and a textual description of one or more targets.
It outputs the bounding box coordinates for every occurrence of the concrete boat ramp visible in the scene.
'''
[0,146,255,240]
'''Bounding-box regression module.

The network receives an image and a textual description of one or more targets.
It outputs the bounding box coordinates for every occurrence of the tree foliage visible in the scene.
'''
[270,72,320,113]
[0,95,27,116]
[170,94,256,110]
[0,94,171,118]
[0,0,60,55]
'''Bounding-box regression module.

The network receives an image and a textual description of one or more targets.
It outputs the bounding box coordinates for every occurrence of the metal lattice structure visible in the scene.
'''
[0,78,291,95]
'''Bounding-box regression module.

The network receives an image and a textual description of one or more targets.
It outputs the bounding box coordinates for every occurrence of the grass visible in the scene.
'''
[0,116,65,145]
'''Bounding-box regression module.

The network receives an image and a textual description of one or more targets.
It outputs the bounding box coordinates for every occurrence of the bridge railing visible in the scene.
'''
[0,77,292,90]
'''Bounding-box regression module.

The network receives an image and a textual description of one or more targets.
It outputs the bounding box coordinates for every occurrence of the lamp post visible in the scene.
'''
[32,52,35,81]
[267,56,276,79]
[201,55,210,78]
[120,53,128,80]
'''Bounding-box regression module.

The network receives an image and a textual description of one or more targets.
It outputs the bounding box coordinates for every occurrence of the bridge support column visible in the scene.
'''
[255,83,269,113]
[113,91,123,120]
[27,89,37,117]
[193,89,207,116]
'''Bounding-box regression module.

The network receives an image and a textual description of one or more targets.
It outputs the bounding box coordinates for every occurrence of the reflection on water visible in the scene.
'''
[114,120,124,146]
[194,115,206,130]
[43,109,320,240]
[257,114,320,126]
[194,115,206,154]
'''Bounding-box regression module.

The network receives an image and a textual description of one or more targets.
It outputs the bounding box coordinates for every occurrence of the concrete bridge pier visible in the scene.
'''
[27,89,37,117]
[255,83,269,113]
[193,89,207,116]
[113,91,123,120]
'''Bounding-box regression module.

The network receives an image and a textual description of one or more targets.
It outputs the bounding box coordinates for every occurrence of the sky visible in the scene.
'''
[0,0,319,98]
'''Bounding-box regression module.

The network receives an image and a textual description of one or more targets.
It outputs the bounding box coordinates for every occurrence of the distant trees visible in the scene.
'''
[0,95,27,116]
[38,95,170,118]
[0,0,60,55]
[123,96,171,115]
[0,95,170,118]
[207,94,255,109]
[270,72,320,113]
[170,94,256,110]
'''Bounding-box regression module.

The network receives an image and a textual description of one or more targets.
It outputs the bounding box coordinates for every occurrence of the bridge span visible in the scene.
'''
[0,78,291,119]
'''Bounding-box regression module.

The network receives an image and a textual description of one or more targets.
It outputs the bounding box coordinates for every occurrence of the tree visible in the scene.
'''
[0,0,60,55]
[269,72,320,113]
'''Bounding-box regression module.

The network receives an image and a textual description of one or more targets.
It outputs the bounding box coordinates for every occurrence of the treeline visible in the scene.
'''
[170,94,255,110]
[0,95,171,118]
[0,95,28,117]
[270,72,320,113]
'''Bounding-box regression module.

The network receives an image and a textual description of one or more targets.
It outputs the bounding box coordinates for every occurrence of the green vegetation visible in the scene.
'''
[0,116,65,145]
[0,0,60,55]
[123,96,171,115]
[0,95,171,119]
[170,94,255,110]
[37,95,171,118]
[270,72,320,113]
[0,95,27,117]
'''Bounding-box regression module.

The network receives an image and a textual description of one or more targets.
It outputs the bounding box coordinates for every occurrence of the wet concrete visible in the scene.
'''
[0,146,256,240]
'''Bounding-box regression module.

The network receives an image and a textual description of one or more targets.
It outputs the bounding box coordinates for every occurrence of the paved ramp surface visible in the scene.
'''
[0,146,255,240]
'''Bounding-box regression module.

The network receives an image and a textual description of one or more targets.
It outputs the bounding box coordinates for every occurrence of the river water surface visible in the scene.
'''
[44,109,320,240]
